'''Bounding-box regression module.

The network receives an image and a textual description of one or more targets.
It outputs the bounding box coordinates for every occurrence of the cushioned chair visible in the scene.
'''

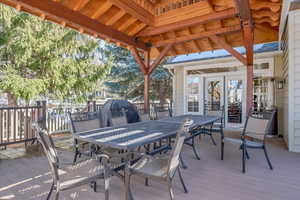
[125,119,193,200]
[221,110,276,173]
[33,124,111,200]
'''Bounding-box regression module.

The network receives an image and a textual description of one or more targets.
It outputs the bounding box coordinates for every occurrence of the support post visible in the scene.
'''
[144,73,150,112]
[143,51,150,113]
[246,64,253,112]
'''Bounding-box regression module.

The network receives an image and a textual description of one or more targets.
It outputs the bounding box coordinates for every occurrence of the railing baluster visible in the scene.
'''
[14,108,16,142]
[0,109,3,145]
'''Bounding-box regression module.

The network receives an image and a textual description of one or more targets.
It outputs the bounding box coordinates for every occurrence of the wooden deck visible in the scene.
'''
[0,134,299,200]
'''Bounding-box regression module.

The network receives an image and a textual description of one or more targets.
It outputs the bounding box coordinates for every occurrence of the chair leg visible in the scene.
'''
[191,137,201,160]
[179,154,188,169]
[210,134,217,146]
[245,148,250,160]
[145,178,149,186]
[221,140,224,160]
[104,173,110,200]
[242,144,246,173]
[177,168,188,193]
[54,191,59,200]
[46,182,54,200]
[167,181,174,200]
[263,145,273,170]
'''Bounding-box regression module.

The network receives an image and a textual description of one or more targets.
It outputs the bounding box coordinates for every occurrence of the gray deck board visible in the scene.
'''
[0,134,299,200]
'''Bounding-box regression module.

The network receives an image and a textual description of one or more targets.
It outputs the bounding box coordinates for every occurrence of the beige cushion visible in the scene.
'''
[131,157,169,178]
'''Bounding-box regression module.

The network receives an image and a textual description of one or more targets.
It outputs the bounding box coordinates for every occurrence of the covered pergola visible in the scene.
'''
[0,0,282,112]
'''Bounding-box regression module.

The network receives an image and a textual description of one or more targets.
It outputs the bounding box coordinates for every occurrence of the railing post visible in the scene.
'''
[87,100,91,112]
[93,101,97,112]
[41,101,47,129]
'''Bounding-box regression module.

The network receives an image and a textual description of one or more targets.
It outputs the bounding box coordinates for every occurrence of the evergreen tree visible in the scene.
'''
[0,5,112,105]
[104,44,172,104]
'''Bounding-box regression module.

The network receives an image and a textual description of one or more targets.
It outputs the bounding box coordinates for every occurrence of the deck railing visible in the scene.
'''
[0,103,45,147]
[0,100,171,147]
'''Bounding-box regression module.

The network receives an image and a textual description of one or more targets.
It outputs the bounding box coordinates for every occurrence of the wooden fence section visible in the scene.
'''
[0,104,44,147]
[0,101,172,147]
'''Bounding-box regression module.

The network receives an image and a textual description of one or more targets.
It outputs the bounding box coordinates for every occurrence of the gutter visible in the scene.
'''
[164,50,282,69]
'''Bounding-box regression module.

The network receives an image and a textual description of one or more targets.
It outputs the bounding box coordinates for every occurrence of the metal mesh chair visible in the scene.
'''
[202,105,225,145]
[149,104,172,120]
[125,119,193,200]
[222,109,276,173]
[68,110,106,163]
[33,124,110,200]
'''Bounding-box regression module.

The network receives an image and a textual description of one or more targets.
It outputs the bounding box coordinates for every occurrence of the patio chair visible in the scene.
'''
[125,119,193,200]
[150,104,172,120]
[68,110,106,163]
[33,124,111,200]
[201,105,225,146]
[221,109,276,173]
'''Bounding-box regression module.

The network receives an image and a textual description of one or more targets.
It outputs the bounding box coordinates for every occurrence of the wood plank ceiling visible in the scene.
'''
[0,0,282,58]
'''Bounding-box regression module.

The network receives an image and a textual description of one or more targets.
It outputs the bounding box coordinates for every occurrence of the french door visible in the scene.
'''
[226,76,246,127]
[204,77,225,114]
[186,75,204,114]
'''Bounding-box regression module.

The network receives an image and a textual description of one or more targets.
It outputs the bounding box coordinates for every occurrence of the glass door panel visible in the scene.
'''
[186,76,203,114]
[205,77,224,114]
[227,79,243,124]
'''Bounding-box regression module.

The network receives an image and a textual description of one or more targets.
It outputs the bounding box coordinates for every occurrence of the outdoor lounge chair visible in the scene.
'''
[125,119,193,200]
[33,124,111,200]
[221,109,276,173]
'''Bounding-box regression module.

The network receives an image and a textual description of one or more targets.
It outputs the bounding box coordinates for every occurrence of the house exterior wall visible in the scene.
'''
[287,9,300,152]
[173,67,185,116]
[167,51,288,145]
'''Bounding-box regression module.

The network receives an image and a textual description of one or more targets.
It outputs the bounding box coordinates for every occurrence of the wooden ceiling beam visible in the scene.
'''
[234,0,254,65]
[109,0,154,26]
[149,43,174,74]
[153,25,241,47]
[105,9,126,26]
[91,1,113,19]
[131,47,147,74]
[137,8,237,37]
[209,35,247,65]
[73,0,89,11]
[4,0,149,51]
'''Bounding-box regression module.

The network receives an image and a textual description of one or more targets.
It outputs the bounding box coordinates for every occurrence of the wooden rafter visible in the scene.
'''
[138,8,237,37]
[153,25,241,47]
[209,35,247,65]
[3,0,149,51]
[73,0,89,11]
[105,9,126,26]
[149,43,174,74]
[91,1,113,19]
[109,0,154,26]
[131,47,147,74]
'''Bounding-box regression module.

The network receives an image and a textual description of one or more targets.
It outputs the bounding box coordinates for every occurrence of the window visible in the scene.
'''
[254,63,269,70]
[187,76,200,112]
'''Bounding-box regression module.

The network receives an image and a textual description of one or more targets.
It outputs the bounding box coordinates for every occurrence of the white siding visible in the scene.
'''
[274,55,288,142]
[278,24,290,146]
[287,9,300,152]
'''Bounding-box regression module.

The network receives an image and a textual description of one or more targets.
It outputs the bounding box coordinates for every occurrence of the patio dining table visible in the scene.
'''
[74,114,220,151]
[74,114,220,200]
